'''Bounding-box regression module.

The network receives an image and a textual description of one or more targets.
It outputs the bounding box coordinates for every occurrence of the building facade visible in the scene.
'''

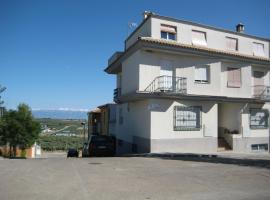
[105,12,270,154]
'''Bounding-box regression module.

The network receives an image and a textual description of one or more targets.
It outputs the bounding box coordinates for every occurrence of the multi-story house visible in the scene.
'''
[105,12,270,154]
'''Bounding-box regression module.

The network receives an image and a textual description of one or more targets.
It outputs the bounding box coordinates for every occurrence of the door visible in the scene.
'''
[253,71,265,96]
[160,60,173,91]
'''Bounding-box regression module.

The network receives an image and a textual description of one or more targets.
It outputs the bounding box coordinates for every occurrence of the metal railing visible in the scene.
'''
[145,76,187,94]
[253,85,270,100]
[113,88,121,102]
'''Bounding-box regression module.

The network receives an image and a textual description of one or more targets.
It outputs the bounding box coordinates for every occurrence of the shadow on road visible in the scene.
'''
[155,155,270,169]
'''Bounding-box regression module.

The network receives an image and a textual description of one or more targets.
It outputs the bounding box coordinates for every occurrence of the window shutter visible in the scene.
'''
[228,68,241,87]
[161,24,176,33]
[195,66,208,82]
[226,37,237,51]
[253,43,265,57]
[200,67,207,81]
[192,31,207,46]
[234,68,241,87]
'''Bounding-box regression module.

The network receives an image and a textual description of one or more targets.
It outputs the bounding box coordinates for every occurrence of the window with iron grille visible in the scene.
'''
[174,106,201,131]
[250,109,269,129]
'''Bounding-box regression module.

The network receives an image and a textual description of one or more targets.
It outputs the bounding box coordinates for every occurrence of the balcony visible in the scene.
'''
[145,76,187,94]
[114,88,121,102]
[253,85,270,100]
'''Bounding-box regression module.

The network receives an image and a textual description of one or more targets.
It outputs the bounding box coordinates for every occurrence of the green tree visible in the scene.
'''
[0,104,41,157]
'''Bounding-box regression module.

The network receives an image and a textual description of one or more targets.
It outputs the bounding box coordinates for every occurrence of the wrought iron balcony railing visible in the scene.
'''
[145,76,187,94]
[113,88,121,102]
[253,85,270,100]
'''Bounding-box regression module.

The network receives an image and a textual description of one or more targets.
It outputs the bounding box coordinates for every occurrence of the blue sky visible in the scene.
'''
[1,0,270,111]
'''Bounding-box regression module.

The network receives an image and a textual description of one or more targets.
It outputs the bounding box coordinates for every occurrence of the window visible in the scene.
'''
[251,144,268,151]
[253,42,265,57]
[194,65,210,83]
[226,37,238,51]
[250,109,269,129]
[192,30,207,46]
[227,67,241,88]
[160,24,176,40]
[174,106,201,131]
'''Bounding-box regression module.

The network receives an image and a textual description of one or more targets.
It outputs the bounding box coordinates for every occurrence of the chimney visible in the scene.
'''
[143,11,154,19]
[236,23,244,33]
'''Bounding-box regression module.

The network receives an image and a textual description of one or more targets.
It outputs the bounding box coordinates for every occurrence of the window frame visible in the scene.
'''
[225,37,238,51]
[173,106,202,131]
[227,67,241,88]
[252,42,265,57]
[191,30,207,46]
[160,24,177,41]
[194,65,210,84]
[249,108,269,129]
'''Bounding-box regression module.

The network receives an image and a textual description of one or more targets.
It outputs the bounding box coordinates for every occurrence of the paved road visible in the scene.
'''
[0,156,270,200]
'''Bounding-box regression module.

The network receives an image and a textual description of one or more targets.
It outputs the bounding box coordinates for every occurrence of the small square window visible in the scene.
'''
[250,109,269,129]
[226,37,238,51]
[160,24,176,41]
[192,30,207,46]
[253,42,265,57]
[194,65,210,83]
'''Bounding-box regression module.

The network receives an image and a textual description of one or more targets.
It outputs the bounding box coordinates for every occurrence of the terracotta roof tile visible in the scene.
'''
[140,37,270,63]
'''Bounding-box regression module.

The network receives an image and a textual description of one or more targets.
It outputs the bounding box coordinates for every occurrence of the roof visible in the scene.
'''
[105,37,270,74]
[97,103,116,109]
[126,13,270,45]
[88,108,101,114]
[140,37,270,62]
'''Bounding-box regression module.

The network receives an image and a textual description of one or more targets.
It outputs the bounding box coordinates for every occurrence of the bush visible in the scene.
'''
[20,149,27,158]
[37,135,85,151]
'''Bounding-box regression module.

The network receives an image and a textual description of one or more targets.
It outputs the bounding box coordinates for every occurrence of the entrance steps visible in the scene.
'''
[218,137,232,152]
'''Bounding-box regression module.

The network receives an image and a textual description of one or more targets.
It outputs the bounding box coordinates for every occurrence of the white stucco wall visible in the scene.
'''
[115,100,151,143]
[149,99,218,139]
[220,62,252,98]
[137,50,270,98]
[150,17,269,58]
[121,51,141,95]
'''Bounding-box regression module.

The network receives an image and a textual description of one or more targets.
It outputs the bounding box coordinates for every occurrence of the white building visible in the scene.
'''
[105,12,270,154]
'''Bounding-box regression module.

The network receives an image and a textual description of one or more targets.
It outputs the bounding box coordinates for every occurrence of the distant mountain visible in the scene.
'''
[32,109,88,119]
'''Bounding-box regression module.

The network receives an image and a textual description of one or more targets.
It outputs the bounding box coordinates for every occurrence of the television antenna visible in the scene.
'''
[127,22,138,36]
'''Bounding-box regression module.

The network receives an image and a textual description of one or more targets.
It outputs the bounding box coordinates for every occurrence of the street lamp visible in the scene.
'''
[81,122,86,142]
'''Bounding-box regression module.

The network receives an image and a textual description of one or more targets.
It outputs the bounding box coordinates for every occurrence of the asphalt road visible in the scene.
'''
[0,155,270,200]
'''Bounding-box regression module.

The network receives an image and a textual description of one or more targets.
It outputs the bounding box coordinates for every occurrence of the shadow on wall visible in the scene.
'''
[151,100,214,113]
[154,155,270,170]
